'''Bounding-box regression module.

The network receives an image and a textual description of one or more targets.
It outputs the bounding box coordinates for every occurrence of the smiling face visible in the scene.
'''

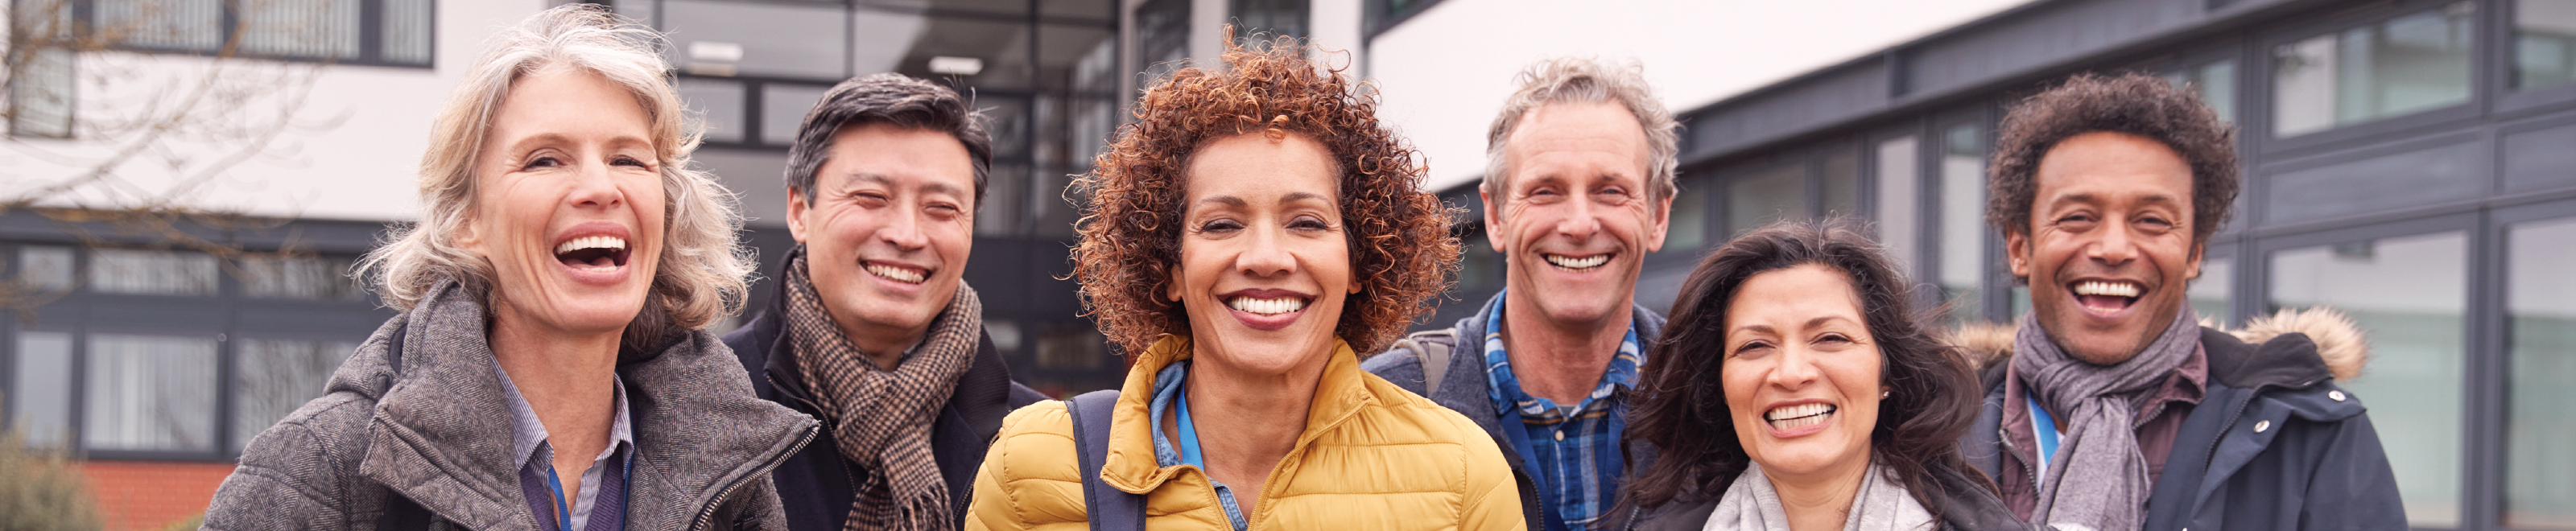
[1486,102,1670,328]
[1166,132,1354,376]
[460,68,666,337]
[789,123,977,347]
[2006,131,2202,365]
[1721,263,1884,481]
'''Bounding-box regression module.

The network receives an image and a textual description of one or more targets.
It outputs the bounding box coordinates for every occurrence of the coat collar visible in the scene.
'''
[351,280,819,529]
[1097,335,1376,495]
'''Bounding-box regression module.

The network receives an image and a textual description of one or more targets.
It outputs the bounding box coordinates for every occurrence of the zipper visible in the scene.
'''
[689,421,821,531]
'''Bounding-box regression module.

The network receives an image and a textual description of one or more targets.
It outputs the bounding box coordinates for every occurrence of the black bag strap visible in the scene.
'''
[1064,390,1144,531]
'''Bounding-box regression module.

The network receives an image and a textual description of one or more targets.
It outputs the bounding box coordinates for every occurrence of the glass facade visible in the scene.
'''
[1875,136,1920,276]
[2271,232,2467,529]
[90,0,433,65]
[1938,123,1987,324]
[2519,0,2576,89]
[1727,164,1804,237]
[2273,2,2475,137]
[2507,216,2576,530]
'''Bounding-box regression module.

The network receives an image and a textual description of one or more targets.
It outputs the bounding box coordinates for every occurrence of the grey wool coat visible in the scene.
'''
[203,280,821,531]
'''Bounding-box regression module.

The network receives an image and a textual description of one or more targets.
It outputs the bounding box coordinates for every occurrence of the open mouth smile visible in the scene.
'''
[1764,402,1837,431]
[2070,280,2143,315]
[865,261,930,285]
[1222,289,1312,331]
[1544,253,1612,272]
[554,235,630,270]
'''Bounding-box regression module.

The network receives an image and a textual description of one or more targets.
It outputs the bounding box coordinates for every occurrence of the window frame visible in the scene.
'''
[2495,0,2576,113]
[72,0,440,68]
[2254,0,2491,156]
[2484,197,2576,531]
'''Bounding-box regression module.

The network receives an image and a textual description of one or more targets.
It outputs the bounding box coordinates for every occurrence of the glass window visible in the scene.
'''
[985,321,1024,355]
[2518,0,2576,89]
[1939,124,1987,323]
[1664,184,1707,253]
[762,84,832,147]
[2273,2,2475,137]
[1875,136,1920,276]
[2507,216,2576,529]
[1459,236,1500,290]
[85,333,218,452]
[89,249,217,296]
[2163,59,2238,123]
[10,331,75,447]
[7,47,74,139]
[663,0,849,79]
[678,79,747,144]
[976,163,1030,236]
[850,10,933,76]
[232,338,355,451]
[237,0,358,59]
[2188,256,2234,323]
[238,253,364,301]
[1232,0,1311,46]
[1822,150,1860,217]
[98,0,223,51]
[17,245,75,290]
[1728,165,1804,237]
[1035,322,1107,370]
[1136,0,1191,86]
[381,0,431,64]
[2269,231,2466,528]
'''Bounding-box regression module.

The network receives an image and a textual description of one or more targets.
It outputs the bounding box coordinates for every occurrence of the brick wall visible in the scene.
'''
[84,461,235,531]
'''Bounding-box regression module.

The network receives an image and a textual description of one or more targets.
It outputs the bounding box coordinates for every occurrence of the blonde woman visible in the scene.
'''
[204,6,815,530]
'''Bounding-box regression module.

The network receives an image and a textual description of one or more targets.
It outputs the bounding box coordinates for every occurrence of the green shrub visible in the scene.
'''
[0,396,103,531]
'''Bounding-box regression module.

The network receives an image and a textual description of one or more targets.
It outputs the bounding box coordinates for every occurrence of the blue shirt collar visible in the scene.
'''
[1480,290,1647,420]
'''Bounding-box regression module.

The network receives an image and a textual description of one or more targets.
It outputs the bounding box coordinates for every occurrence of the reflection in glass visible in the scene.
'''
[380,0,431,64]
[1940,124,1986,323]
[239,253,365,301]
[2163,60,2237,123]
[2270,231,2464,528]
[1664,185,1707,253]
[97,0,222,51]
[1231,0,1311,46]
[1823,150,1860,217]
[2508,216,2576,529]
[85,334,217,452]
[1876,137,1920,276]
[1728,165,1803,237]
[2518,0,2576,89]
[762,84,832,146]
[2273,2,2475,137]
[2188,256,2233,323]
[663,0,848,79]
[237,0,357,59]
[677,79,746,144]
[17,245,74,290]
[9,331,75,447]
[89,249,217,296]
[1136,0,1191,87]
[233,338,355,451]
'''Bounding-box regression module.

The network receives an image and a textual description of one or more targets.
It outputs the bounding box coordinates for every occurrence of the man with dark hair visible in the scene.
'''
[724,72,1046,531]
[1963,72,2403,531]
[1362,57,1678,531]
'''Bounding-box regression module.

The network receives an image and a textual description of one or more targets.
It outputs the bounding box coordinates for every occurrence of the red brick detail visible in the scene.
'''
[83,460,237,531]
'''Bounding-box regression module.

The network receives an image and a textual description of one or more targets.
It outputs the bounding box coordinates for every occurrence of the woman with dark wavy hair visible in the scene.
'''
[1610,219,2027,531]
[964,35,1518,531]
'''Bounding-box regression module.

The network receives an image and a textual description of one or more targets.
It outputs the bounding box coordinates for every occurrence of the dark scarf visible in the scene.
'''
[782,254,978,531]
[2010,307,2198,531]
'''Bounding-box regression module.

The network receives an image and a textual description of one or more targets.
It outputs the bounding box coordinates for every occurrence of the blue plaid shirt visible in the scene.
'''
[1481,292,1643,529]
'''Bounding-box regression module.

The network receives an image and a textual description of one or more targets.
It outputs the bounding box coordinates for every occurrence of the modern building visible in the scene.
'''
[1399,1,2576,530]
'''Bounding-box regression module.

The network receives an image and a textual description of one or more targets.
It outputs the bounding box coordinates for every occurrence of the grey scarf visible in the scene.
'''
[1704,462,1935,531]
[782,254,979,531]
[2010,307,2198,531]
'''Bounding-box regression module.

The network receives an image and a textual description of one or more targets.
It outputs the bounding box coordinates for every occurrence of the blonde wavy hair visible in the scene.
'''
[358,4,750,346]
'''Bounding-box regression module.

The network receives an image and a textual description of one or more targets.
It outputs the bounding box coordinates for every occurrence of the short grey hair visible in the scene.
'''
[1483,57,1681,211]
[359,4,751,346]
[784,73,991,208]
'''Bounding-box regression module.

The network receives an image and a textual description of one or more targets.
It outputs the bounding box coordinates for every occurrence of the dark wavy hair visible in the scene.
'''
[1986,72,2239,250]
[1070,34,1460,355]
[1614,218,1988,518]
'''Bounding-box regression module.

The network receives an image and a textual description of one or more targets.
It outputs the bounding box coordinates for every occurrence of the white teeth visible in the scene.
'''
[1226,296,1307,315]
[554,236,627,255]
[1544,253,1609,270]
[2072,281,2141,298]
[865,264,927,284]
[1764,403,1835,421]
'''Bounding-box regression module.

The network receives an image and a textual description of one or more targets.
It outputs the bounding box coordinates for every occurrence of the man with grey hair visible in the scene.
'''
[1364,57,1681,531]
[722,72,1046,531]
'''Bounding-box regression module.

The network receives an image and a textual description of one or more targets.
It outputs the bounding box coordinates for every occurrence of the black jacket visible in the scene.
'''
[723,257,1048,531]
[1963,323,2405,531]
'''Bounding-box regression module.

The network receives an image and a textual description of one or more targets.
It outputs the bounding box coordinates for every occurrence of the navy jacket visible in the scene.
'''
[1965,326,2406,531]
[1360,291,1667,531]
[723,253,1047,531]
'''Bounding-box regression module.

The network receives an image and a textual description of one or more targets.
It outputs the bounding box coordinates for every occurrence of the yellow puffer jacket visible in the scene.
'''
[965,335,1524,531]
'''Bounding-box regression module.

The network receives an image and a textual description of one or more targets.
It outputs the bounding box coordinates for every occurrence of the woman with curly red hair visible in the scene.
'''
[964,37,1521,531]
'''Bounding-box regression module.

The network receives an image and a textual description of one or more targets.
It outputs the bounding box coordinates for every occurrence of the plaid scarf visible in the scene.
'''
[782,254,978,531]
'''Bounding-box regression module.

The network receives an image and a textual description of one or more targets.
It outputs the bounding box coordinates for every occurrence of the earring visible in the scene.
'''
[1882,390,1891,399]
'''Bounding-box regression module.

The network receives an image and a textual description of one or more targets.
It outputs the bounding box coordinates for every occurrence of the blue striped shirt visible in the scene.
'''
[1480,293,1643,528]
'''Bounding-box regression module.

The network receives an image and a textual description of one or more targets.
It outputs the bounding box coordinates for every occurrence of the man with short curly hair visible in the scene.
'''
[1363,57,1678,531]
[1963,72,2403,531]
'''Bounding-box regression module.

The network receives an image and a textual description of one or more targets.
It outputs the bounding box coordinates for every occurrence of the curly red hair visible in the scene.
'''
[1073,36,1459,356]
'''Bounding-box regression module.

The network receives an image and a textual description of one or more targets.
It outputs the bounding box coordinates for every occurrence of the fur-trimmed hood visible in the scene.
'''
[1952,307,2370,382]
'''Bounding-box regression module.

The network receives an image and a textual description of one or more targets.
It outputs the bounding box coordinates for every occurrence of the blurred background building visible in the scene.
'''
[2,0,2570,529]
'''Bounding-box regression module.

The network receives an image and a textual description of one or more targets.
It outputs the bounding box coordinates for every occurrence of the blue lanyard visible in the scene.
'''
[2026,394,2062,473]
[1176,383,1206,468]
